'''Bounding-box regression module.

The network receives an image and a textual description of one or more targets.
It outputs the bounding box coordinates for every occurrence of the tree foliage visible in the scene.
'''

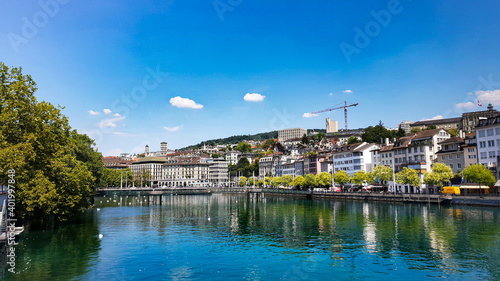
[396,167,420,187]
[293,175,306,189]
[234,142,252,153]
[317,172,332,188]
[463,164,495,187]
[423,163,453,187]
[334,171,351,187]
[238,176,247,187]
[304,174,318,188]
[351,170,368,185]
[0,63,104,225]
[368,165,393,184]
[362,122,405,143]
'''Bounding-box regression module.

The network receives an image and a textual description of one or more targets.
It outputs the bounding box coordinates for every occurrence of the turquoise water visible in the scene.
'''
[3,194,500,280]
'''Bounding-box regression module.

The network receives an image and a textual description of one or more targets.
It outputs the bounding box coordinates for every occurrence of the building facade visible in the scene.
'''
[436,137,465,173]
[278,128,307,142]
[332,142,379,176]
[461,104,500,133]
[475,115,500,178]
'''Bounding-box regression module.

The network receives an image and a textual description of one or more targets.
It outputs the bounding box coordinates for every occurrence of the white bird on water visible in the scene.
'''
[97,208,101,211]
[98,234,103,239]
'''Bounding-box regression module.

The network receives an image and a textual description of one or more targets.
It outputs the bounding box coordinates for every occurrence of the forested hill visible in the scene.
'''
[180,129,326,150]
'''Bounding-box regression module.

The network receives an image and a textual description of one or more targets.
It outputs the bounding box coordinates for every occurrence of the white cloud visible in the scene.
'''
[170,96,204,109]
[303,112,318,118]
[103,109,112,114]
[475,90,500,106]
[343,89,353,93]
[243,93,266,102]
[456,101,475,109]
[329,93,333,96]
[98,116,126,129]
[164,125,183,132]
[88,110,100,116]
[112,132,144,137]
[421,115,443,121]
[113,113,121,117]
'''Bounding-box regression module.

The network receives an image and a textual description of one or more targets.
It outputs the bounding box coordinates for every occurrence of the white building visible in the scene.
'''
[332,142,380,176]
[160,157,210,187]
[226,151,241,165]
[278,128,307,142]
[129,157,167,187]
[476,115,500,178]
[208,158,230,186]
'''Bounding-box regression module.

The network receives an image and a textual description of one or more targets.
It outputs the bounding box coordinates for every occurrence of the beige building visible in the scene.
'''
[129,157,167,187]
[326,118,338,133]
[278,128,307,142]
[461,104,499,132]
[410,117,461,132]
[436,137,465,173]
[463,133,478,168]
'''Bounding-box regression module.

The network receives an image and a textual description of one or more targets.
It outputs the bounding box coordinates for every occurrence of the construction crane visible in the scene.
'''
[312,101,358,131]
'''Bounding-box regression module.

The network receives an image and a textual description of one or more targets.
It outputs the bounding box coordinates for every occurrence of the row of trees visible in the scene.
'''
[236,163,496,190]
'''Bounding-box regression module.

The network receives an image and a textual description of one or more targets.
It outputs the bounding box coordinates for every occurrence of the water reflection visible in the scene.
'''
[2,194,500,280]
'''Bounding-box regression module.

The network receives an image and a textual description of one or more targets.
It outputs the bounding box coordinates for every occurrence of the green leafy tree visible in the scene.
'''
[368,165,393,184]
[304,174,318,189]
[281,175,293,187]
[316,172,332,188]
[301,134,310,146]
[463,164,495,187]
[347,136,360,145]
[264,177,272,187]
[272,176,283,187]
[263,139,276,150]
[239,176,247,187]
[447,128,459,137]
[257,179,264,187]
[334,171,351,190]
[248,177,254,186]
[293,175,306,189]
[351,170,368,185]
[423,163,453,188]
[234,142,252,153]
[0,63,102,225]
[396,167,421,187]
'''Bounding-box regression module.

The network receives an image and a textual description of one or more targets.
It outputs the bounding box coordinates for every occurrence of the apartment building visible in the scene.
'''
[332,142,379,176]
[476,115,500,178]
[129,157,167,187]
[463,133,478,168]
[436,137,465,173]
[160,157,210,187]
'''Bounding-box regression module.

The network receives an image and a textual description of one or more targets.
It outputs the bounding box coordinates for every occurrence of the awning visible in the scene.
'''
[495,180,500,187]
[460,184,490,189]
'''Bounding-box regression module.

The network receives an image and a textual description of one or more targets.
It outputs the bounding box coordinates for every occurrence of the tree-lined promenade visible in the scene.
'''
[236,163,495,194]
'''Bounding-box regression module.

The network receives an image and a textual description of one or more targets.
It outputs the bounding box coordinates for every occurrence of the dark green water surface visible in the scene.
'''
[2,194,500,280]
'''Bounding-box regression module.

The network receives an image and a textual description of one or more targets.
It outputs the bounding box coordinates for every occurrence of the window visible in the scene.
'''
[409,156,412,162]
[488,140,495,147]
[450,164,454,169]
[480,141,486,148]
[496,128,500,135]
[458,163,462,169]
[457,154,461,159]
[444,145,449,150]
[449,155,453,160]
[480,152,487,159]
[489,151,496,158]
[420,147,424,152]
[478,130,486,138]
[468,148,475,153]
[487,129,494,137]
[441,155,445,160]
[469,155,477,159]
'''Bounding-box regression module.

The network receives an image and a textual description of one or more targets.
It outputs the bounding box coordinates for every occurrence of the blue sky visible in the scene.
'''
[2,0,500,156]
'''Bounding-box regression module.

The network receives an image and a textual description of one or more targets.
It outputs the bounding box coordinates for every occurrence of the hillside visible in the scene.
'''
[180,129,326,150]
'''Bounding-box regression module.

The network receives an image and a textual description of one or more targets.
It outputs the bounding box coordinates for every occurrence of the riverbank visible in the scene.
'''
[96,187,500,207]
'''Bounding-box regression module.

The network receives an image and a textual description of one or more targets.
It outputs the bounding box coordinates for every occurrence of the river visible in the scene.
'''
[2,193,500,280]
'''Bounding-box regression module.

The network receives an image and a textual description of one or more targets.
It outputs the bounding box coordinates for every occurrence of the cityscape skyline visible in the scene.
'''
[1,1,500,156]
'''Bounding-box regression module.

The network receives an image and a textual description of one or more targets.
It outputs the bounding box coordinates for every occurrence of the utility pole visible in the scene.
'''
[120,172,123,189]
